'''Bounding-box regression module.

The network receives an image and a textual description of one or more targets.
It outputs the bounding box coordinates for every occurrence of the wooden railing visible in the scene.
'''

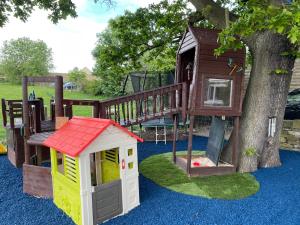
[98,82,187,126]
[1,98,54,134]
[2,82,187,130]
[1,99,23,128]
[62,99,99,119]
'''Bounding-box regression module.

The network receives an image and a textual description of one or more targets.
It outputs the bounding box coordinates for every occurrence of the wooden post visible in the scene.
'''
[8,102,14,128]
[34,101,41,133]
[181,82,187,123]
[1,99,7,127]
[22,76,30,164]
[172,114,178,163]
[50,100,55,121]
[232,116,240,167]
[38,98,45,121]
[187,115,194,175]
[153,94,157,115]
[55,76,64,117]
[98,102,106,119]
[93,101,99,118]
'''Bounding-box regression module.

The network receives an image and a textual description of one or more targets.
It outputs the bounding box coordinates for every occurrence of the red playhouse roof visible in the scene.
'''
[43,116,143,157]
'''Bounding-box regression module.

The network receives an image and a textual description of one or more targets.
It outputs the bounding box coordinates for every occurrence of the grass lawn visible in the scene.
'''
[0,83,106,140]
[140,151,260,200]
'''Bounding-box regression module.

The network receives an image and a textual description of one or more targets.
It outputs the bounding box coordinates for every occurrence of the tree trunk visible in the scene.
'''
[221,31,296,172]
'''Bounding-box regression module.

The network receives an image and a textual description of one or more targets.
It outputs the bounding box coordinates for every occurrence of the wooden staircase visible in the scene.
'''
[98,83,187,127]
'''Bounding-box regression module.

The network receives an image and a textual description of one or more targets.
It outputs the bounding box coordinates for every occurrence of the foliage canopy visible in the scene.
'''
[206,0,300,55]
[0,37,53,83]
[0,0,77,27]
[68,67,87,89]
[92,0,192,96]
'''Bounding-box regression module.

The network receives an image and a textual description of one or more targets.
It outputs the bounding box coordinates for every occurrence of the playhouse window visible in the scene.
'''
[64,155,78,183]
[128,148,133,156]
[128,162,134,169]
[204,78,233,107]
[90,148,120,187]
[56,152,78,183]
[57,152,64,174]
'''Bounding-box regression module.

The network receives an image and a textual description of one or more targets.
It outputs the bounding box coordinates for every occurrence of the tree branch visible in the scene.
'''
[189,0,238,29]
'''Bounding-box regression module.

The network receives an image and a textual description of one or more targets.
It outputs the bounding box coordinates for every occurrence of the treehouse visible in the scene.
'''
[173,26,246,176]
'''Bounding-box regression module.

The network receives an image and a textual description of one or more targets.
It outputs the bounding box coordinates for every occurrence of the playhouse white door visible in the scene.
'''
[122,145,140,213]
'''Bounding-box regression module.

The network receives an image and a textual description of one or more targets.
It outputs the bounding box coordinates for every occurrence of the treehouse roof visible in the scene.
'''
[43,116,143,157]
[178,26,221,54]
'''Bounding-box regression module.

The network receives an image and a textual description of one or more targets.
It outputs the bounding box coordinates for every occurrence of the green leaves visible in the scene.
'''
[92,0,190,96]
[215,0,300,55]
[274,69,289,75]
[0,37,53,83]
[0,0,77,26]
[68,67,87,89]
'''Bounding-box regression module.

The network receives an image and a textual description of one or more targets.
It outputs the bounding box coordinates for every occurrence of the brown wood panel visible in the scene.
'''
[190,166,236,177]
[198,61,244,74]
[190,110,242,117]
[176,157,236,177]
[6,127,25,168]
[200,46,245,56]
[28,76,57,83]
[198,54,245,64]
[7,147,17,167]
[23,164,53,198]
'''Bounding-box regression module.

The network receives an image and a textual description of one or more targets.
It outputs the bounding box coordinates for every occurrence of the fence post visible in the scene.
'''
[98,102,106,119]
[181,82,187,122]
[93,101,99,118]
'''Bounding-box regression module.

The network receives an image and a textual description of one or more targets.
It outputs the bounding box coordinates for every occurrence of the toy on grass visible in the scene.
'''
[44,116,143,225]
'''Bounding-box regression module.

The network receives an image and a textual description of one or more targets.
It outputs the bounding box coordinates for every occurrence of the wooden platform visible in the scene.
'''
[176,156,236,177]
[27,132,54,146]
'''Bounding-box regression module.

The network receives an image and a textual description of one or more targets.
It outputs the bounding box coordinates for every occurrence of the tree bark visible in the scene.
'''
[189,0,297,172]
[222,31,296,172]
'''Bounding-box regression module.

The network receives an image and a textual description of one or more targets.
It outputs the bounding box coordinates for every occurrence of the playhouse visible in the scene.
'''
[44,116,142,225]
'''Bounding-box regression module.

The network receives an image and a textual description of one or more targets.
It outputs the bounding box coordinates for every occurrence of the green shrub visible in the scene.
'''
[82,80,103,96]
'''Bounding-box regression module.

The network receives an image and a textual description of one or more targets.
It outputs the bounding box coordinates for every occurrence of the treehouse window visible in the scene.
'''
[204,78,233,107]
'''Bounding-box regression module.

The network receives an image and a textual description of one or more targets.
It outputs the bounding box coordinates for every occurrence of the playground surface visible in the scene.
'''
[0,136,300,225]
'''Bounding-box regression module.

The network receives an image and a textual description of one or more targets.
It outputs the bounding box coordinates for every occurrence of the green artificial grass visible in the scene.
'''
[0,83,106,140]
[140,151,260,200]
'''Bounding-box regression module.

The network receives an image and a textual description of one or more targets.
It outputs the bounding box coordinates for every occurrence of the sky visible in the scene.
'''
[0,0,162,73]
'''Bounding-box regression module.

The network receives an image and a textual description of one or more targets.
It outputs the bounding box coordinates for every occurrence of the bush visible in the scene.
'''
[82,80,103,96]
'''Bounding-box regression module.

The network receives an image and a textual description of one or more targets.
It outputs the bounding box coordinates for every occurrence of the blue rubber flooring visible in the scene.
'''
[0,136,300,225]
